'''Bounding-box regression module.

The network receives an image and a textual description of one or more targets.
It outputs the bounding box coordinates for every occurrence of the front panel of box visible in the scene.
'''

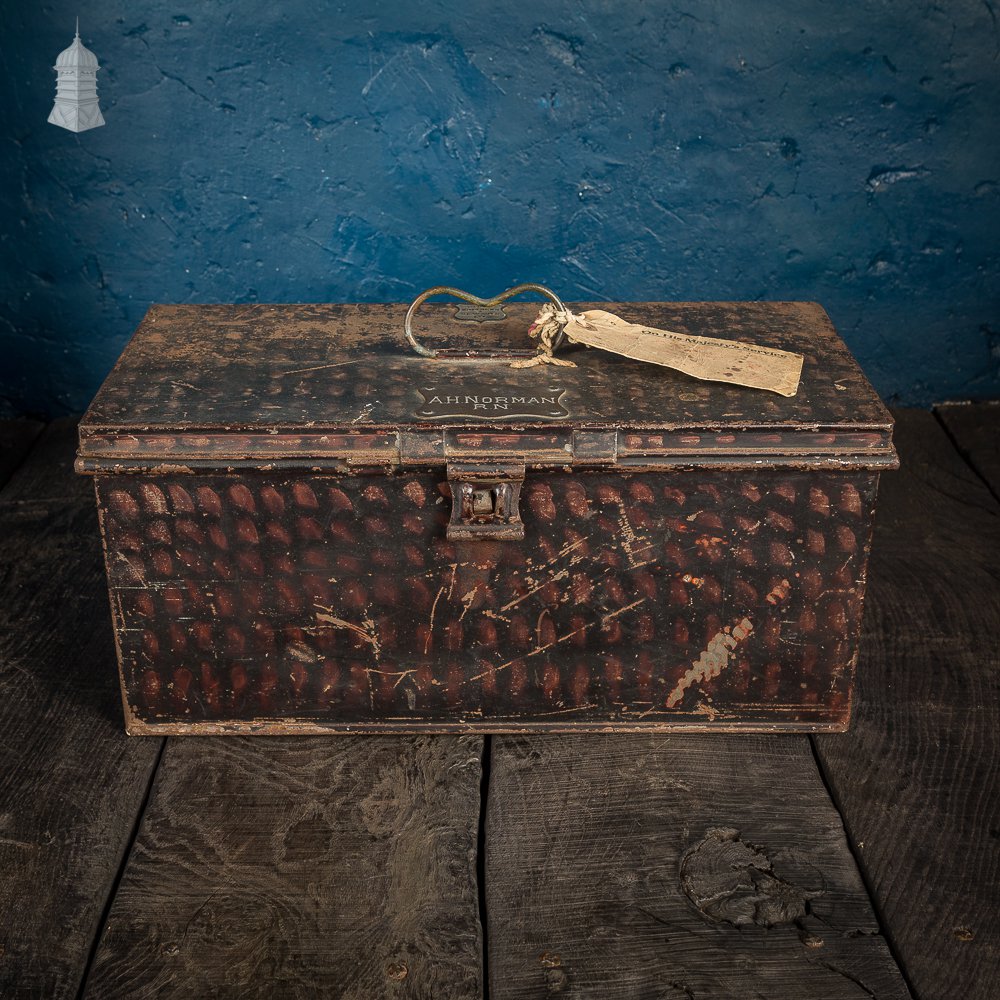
[94,467,877,733]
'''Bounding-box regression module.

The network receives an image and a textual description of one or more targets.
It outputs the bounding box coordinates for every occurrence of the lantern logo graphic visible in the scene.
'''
[49,19,105,133]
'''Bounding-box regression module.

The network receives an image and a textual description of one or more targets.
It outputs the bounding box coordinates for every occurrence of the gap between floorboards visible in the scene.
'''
[932,406,1000,506]
[74,737,169,1000]
[476,734,493,1000]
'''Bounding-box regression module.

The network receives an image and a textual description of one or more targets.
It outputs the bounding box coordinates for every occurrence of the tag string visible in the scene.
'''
[511,304,579,369]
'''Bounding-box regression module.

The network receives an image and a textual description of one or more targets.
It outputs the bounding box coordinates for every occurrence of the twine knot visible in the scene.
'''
[510,304,579,369]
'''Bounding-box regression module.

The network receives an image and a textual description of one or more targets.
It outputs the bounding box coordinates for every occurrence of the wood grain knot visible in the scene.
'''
[538,951,567,992]
[385,960,408,981]
[680,827,811,927]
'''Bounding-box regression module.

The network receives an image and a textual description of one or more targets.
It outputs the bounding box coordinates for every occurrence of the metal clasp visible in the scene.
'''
[446,461,525,541]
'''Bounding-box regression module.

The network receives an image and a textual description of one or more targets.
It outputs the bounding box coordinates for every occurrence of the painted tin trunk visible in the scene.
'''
[77,301,896,734]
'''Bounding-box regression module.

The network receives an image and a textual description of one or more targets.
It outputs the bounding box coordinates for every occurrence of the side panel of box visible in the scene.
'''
[93,469,878,733]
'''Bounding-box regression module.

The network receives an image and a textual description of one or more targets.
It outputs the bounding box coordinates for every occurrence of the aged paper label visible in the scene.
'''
[560,310,803,396]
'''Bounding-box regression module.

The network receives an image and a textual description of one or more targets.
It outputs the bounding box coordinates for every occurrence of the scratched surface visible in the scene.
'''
[96,468,877,732]
[80,302,892,435]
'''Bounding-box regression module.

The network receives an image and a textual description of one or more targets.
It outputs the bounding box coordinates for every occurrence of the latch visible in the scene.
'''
[446,461,525,541]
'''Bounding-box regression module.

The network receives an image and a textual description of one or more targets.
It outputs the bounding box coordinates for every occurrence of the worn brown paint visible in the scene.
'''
[77,301,896,734]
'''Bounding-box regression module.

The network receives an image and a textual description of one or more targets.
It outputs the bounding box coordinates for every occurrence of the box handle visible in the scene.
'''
[404,283,568,359]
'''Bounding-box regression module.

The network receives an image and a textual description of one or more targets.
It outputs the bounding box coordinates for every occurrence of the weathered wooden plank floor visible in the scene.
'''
[938,401,1000,500]
[0,405,997,999]
[0,417,43,488]
[84,737,483,999]
[0,420,165,999]
[814,406,1000,1000]
[486,734,909,999]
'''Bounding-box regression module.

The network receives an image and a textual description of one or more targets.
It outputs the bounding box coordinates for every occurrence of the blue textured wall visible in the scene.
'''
[2,1,998,416]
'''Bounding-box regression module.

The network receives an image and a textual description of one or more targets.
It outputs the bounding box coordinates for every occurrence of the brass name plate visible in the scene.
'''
[417,385,569,420]
[454,303,507,323]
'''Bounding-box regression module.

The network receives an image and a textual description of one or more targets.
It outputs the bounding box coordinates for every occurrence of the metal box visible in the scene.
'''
[76,300,896,734]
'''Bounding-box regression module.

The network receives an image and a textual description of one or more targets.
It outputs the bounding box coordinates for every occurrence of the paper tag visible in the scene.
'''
[554,309,803,396]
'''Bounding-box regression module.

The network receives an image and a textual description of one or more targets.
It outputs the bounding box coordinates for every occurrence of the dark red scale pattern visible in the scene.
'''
[96,470,877,728]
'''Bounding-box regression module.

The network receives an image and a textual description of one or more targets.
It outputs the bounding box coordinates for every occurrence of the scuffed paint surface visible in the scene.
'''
[94,468,874,730]
[1,1,998,416]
